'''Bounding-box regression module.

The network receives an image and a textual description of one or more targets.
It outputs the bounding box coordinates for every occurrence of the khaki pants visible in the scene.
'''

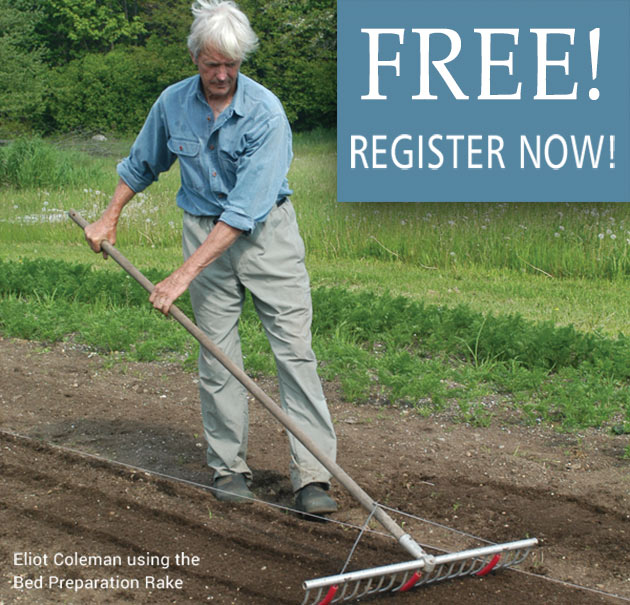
[182,201,337,491]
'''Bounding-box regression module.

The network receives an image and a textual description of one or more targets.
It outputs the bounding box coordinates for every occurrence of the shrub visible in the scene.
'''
[241,0,336,130]
[44,1,336,134]
[47,45,195,134]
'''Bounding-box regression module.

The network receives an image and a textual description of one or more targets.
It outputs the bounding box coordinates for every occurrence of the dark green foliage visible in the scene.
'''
[33,0,146,64]
[0,259,624,380]
[0,0,47,132]
[0,258,192,317]
[311,287,630,380]
[46,45,195,134]
[239,0,336,129]
[527,366,630,428]
[0,258,197,361]
[137,0,192,46]
[6,0,336,134]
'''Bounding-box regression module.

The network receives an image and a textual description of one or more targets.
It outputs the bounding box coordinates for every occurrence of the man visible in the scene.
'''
[85,0,338,515]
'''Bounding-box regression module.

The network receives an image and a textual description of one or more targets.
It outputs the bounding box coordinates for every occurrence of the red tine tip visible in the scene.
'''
[318,584,339,605]
[476,553,502,577]
[399,570,422,592]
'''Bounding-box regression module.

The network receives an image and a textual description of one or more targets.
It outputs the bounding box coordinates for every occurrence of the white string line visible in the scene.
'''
[0,429,391,537]
[1,429,497,546]
[339,504,379,575]
[509,567,630,603]
[3,428,629,603]
[379,502,630,603]
[380,502,496,545]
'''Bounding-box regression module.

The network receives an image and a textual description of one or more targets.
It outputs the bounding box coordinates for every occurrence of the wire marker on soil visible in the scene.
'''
[3,429,628,603]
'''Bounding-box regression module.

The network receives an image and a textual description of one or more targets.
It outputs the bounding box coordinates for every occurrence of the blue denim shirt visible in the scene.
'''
[117,73,293,233]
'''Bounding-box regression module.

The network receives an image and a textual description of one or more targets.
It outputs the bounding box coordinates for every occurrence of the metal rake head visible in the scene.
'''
[302,538,538,604]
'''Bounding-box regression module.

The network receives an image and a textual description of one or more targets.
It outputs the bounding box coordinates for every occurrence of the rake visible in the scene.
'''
[69,210,538,603]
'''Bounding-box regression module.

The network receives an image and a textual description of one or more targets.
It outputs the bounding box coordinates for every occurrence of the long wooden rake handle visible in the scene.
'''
[68,209,430,562]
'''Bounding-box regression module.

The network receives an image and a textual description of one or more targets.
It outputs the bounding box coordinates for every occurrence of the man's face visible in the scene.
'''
[192,47,241,102]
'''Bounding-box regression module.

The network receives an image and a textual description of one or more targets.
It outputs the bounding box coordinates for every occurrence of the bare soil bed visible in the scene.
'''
[1,336,629,604]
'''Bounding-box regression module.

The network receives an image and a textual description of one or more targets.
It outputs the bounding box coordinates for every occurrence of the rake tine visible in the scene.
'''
[378,572,400,593]
[445,561,462,581]
[349,580,364,601]
[512,546,533,566]
[508,549,523,566]
[369,574,389,594]
[364,572,387,596]
[477,554,501,576]
[303,585,333,605]
[413,568,432,587]
[354,577,378,600]
[455,556,475,577]
[345,579,364,601]
[377,574,392,590]
[432,563,453,583]
[392,571,411,592]
[470,555,488,573]
[491,547,521,572]
[304,538,538,600]
[472,555,490,574]
[305,588,315,605]
[314,585,339,605]
[473,555,492,576]
[337,582,351,601]
[425,562,453,584]
[504,549,519,567]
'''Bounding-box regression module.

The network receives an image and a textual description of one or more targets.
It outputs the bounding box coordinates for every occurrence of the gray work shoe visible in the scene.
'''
[295,483,338,515]
[212,474,254,503]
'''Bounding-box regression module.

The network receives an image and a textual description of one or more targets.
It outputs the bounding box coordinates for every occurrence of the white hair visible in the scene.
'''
[187,0,259,61]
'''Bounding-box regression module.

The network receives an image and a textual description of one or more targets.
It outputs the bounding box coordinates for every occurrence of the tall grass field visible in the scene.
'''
[1,133,629,440]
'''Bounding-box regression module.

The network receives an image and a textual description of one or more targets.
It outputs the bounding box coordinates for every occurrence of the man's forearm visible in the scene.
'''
[181,220,242,280]
[84,179,136,257]
[102,179,136,225]
[149,220,242,314]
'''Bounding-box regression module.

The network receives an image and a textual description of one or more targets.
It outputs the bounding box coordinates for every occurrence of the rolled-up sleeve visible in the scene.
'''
[117,98,176,193]
[219,114,292,232]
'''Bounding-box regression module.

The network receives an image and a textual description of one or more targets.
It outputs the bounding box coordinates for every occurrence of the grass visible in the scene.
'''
[1,132,630,436]
[4,132,630,281]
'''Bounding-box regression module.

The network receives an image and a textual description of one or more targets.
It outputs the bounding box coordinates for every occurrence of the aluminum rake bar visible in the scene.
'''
[302,538,538,604]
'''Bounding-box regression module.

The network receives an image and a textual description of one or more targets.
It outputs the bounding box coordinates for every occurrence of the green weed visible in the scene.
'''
[0,137,107,189]
[2,258,630,430]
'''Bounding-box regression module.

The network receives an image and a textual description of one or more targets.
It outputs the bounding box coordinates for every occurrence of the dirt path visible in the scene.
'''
[1,337,629,604]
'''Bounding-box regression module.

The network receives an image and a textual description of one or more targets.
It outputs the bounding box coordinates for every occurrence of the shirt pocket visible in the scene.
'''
[217,149,238,188]
[167,137,206,193]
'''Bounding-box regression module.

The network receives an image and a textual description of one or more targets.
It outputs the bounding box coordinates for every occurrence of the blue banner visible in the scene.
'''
[337,0,630,202]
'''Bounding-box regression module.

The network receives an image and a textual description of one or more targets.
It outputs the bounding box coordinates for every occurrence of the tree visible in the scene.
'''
[239,0,337,129]
[137,0,191,46]
[35,0,146,64]
[47,45,195,133]
[3,0,338,134]
[0,0,46,133]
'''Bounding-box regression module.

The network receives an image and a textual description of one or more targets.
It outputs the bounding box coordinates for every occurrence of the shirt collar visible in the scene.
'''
[231,73,245,118]
[195,76,206,104]
[194,73,245,119]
